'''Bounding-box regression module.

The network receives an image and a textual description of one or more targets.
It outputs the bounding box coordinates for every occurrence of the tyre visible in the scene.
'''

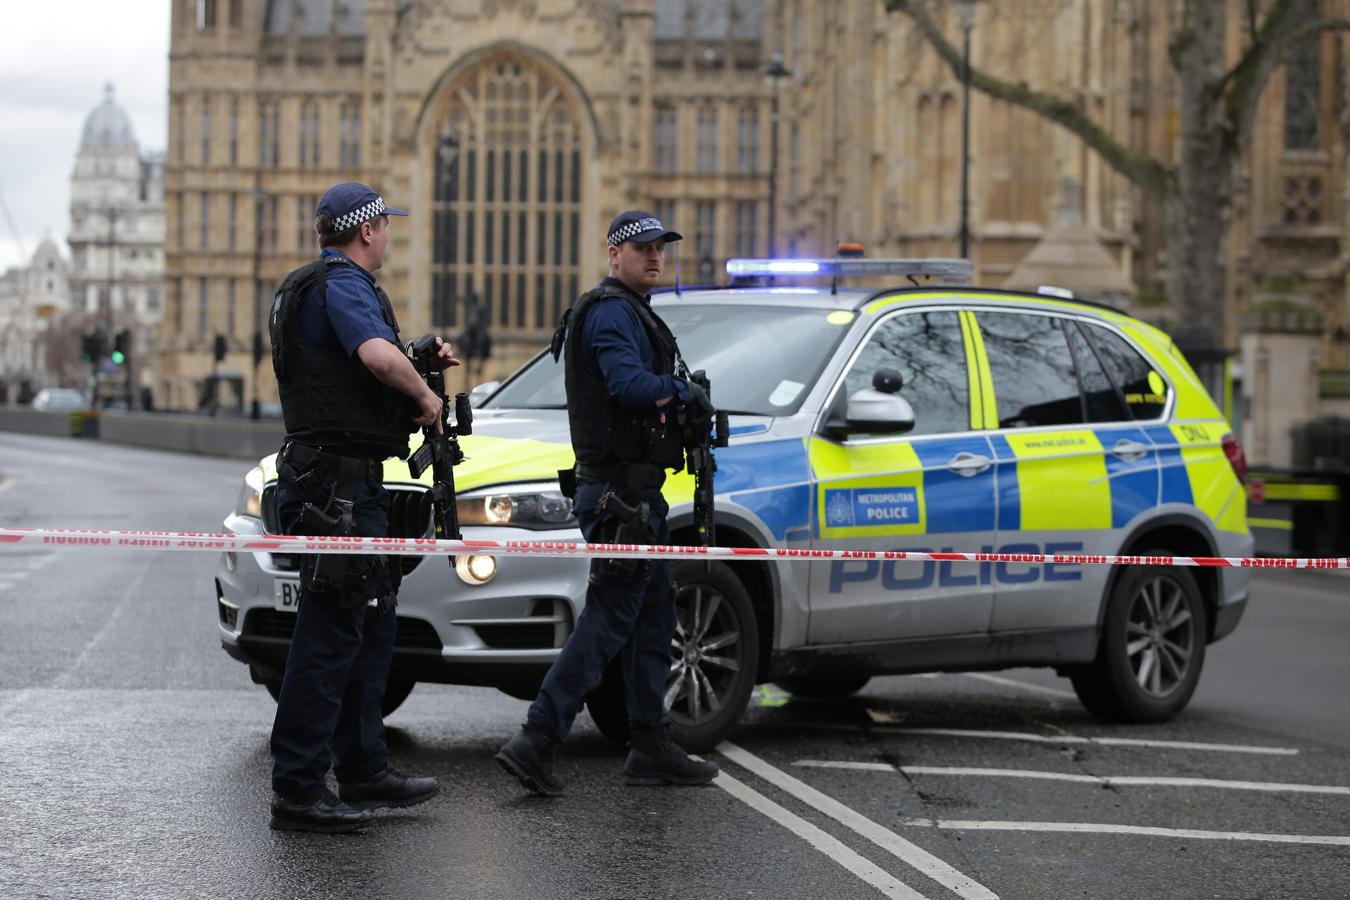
[774,675,871,698]
[585,560,760,754]
[1070,558,1207,723]
[263,678,416,718]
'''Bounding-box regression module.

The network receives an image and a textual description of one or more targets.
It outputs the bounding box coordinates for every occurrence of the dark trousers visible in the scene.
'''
[527,480,677,740]
[270,469,398,801]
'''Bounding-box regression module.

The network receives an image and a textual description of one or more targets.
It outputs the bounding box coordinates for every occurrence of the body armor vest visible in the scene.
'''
[553,282,684,471]
[270,255,415,459]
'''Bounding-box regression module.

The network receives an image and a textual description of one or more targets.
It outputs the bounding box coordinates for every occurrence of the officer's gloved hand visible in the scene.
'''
[680,379,715,424]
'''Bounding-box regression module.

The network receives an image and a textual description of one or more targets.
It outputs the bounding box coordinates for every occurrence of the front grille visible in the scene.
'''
[476,622,558,650]
[471,598,573,650]
[261,482,433,576]
[218,599,238,630]
[244,609,443,651]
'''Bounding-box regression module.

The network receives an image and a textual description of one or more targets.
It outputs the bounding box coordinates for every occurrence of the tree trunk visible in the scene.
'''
[1164,0,1234,400]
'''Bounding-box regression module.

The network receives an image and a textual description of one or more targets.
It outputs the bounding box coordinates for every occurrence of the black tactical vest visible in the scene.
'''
[552,281,684,471]
[270,256,416,459]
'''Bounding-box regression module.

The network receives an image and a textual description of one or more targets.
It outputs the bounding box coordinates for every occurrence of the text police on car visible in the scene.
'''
[265,182,457,833]
[495,210,719,795]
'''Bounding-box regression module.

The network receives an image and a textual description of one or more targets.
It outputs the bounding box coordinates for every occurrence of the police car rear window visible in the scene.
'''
[1082,323,1169,420]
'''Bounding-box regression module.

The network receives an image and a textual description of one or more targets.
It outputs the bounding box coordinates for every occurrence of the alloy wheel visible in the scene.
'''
[1125,575,1196,698]
[666,582,742,726]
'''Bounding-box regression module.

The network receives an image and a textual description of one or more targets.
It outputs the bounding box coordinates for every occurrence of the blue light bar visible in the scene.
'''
[726,257,973,284]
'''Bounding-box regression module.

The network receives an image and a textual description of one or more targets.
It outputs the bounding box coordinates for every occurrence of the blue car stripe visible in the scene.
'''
[719,438,813,540]
[1143,425,1193,505]
[987,433,1020,531]
[1095,426,1160,528]
[912,437,997,533]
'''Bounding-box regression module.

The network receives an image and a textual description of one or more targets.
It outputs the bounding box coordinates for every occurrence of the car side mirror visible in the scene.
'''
[468,380,500,408]
[844,388,915,435]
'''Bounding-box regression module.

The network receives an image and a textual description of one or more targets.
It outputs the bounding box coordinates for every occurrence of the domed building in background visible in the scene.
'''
[68,83,165,405]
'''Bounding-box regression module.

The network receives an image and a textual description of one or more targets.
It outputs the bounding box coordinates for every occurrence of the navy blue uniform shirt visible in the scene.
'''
[298,249,398,356]
[580,276,688,410]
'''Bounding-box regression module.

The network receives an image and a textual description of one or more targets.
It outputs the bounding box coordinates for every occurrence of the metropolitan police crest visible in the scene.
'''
[825,490,854,528]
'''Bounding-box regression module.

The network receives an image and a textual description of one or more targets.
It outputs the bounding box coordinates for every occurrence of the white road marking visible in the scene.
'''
[793,761,1350,797]
[806,723,1300,756]
[712,769,928,899]
[0,476,15,496]
[963,672,1077,700]
[719,742,998,900]
[899,819,1350,847]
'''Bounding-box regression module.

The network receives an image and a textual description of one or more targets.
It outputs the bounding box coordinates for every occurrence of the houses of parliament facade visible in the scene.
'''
[160,0,1348,429]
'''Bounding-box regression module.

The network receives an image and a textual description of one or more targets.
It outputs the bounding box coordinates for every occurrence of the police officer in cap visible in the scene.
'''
[267,182,456,832]
[496,211,718,795]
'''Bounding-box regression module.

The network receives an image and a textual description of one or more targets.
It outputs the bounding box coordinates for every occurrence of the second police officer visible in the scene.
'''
[496,211,718,795]
[267,183,457,832]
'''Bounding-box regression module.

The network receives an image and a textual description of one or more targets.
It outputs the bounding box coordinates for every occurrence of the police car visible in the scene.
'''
[215,256,1250,752]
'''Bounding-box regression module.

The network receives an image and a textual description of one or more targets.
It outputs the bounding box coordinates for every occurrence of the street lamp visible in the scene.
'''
[250,176,264,419]
[764,53,792,259]
[957,0,976,259]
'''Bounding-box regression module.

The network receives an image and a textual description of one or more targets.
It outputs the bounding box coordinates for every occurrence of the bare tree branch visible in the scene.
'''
[885,0,1176,200]
[1219,0,1310,138]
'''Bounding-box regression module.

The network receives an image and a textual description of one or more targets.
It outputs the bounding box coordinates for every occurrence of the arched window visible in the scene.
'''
[431,55,583,333]
[1284,34,1321,152]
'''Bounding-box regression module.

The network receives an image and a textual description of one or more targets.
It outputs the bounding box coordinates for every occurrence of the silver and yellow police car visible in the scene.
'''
[215,255,1251,751]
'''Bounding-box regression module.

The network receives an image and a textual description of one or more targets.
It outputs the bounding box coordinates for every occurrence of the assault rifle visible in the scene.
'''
[679,369,729,546]
[406,334,472,564]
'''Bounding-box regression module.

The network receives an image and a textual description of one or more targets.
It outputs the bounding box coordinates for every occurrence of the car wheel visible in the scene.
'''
[1070,558,1207,723]
[263,678,416,718]
[584,560,760,754]
[774,675,871,698]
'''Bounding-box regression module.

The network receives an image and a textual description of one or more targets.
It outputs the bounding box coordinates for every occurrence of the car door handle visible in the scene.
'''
[946,451,992,477]
[1111,439,1150,463]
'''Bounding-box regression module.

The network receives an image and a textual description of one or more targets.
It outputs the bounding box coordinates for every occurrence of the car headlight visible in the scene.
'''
[456,483,576,530]
[235,466,265,520]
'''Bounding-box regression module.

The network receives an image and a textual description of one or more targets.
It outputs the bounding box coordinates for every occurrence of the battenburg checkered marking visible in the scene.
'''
[607,217,665,246]
[330,197,388,233]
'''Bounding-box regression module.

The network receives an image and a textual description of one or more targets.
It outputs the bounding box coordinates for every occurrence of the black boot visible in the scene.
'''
[270,788,373,833]
[495,723,563,797]
[338,767,440,810]
[624,726,719,786]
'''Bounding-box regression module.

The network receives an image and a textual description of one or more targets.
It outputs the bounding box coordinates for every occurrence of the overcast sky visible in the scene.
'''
[0,0,169,272]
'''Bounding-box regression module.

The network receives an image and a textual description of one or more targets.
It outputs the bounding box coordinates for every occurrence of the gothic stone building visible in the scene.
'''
[160,0,771,411]
[163,1,1349,466]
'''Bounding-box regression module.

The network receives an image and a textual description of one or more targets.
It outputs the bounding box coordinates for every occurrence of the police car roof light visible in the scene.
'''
[725,257,974,285]
[1037,284,1076,299]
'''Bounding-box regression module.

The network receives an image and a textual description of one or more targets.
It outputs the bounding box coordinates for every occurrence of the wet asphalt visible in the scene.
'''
[1,432,1348,899]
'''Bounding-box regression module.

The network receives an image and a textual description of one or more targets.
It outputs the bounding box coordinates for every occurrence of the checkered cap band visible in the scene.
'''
[607,217,666,247]
[331,197,387,233]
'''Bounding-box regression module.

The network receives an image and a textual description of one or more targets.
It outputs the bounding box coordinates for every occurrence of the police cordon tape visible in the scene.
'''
[1,526,1346,570]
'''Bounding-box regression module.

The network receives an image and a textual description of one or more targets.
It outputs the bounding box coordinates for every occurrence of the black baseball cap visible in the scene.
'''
[606,210,683,247]
[316,182,408,235]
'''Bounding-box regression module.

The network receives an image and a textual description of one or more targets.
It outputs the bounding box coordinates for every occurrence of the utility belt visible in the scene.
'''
[278,440,396,611]
[571,461,665,492]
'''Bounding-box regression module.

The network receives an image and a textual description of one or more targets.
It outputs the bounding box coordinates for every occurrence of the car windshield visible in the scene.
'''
[485,301,853,416]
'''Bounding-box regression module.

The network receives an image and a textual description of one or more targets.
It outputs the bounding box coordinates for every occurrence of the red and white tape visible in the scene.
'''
[0,526,1345,570]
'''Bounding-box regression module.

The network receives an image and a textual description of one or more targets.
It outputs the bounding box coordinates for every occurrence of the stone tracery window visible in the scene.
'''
[1284,34,1321,152]
[432,55,583,333]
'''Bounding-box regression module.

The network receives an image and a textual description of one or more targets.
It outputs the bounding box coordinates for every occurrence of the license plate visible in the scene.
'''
[274,579,302,612]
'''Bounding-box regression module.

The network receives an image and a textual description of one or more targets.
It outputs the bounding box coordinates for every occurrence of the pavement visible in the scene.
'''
[1,432,1348,899]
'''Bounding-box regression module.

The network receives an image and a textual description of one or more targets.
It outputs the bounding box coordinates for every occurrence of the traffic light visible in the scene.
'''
[213,333,228,363]
[111,329,131,365]
[81,329,107,363]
